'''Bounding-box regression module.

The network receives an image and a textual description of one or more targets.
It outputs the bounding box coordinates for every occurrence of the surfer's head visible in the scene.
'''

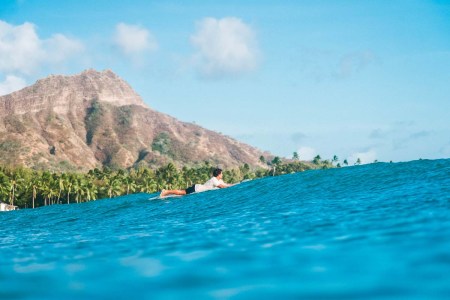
[213,168,222,178]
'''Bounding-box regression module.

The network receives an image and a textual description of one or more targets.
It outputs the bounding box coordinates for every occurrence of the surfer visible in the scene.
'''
[160,168,233,197]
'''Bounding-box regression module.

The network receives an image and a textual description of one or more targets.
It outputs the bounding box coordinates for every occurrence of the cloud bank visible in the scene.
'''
[114,23,158,56]
[0,20,84,95]
[0,20,84,76]
[190,17,260,78]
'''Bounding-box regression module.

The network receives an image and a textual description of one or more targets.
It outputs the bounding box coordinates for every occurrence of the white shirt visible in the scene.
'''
[195,177,224,193]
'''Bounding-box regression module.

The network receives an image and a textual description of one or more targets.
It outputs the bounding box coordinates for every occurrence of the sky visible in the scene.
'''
[1,0,449,164]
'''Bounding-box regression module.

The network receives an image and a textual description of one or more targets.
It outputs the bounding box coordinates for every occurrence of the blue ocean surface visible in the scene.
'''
[1,159,450,299]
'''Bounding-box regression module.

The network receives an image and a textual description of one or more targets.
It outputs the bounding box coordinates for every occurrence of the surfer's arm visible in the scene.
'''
[217,182,234,188]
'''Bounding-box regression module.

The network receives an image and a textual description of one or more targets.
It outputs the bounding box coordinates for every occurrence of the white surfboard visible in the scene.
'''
[148,194,182,200]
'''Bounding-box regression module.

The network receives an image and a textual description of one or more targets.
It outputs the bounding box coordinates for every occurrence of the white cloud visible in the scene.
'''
[349,150,377,165]
[45,34,84,63]
[0,75,26,96]
[0,20,84,75]
[114,23,158,56]
[0,21,43,75]
[297,146,317,161]
[190,17,260,78]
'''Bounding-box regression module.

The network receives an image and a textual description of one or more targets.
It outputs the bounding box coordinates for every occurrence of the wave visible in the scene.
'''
[1,159,449,298]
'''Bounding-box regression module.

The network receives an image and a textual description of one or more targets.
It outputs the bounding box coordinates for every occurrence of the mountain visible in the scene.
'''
[0,69,269,171]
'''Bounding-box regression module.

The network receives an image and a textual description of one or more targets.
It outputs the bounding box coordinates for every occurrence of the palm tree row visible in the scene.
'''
[0,163,244,209]
[0,157,329,209]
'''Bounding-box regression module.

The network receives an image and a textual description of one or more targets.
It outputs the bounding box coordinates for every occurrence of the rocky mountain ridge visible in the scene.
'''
[0,69,145,117]
[0,69,269,171]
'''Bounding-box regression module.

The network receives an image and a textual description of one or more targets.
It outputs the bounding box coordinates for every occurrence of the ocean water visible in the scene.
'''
[1,159,450,299]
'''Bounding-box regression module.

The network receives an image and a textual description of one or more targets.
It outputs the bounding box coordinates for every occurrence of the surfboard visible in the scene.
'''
[148,194,182,200]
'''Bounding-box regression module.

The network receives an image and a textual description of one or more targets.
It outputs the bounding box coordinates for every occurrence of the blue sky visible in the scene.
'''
[1,0,449,164]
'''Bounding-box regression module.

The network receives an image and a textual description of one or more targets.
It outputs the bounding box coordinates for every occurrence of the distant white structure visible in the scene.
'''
[0,202,17,212]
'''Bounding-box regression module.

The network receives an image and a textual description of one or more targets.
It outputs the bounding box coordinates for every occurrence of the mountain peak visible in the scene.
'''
[0,69,147,116]
[79,68,118,78]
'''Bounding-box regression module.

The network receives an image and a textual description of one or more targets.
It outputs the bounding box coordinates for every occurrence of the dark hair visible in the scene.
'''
[213,168,222,177]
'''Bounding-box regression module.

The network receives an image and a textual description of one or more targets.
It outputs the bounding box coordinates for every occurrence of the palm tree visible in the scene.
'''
[39,182,50,206]
[8,172,24,206]
[64,174,76,204]
[355,158,362,165]
[84,181,98,201]
[313,155,321,165]
[38,179,58,206]
[343,159,349,166]
[259,155,266,164]
[136,167,157,193]
[156,163,181,190]
[292,152,299,161]
[0,171,10,204]
[321,159,333,169]
[55,174,65,204]
[140,178,157,193]
[180,166,192,188]
[39,171,53,205]
[25,175,40,208]
[332,155,339,164]
[32,182,37,208]
[121,173,137,195]
[193,164,210,183]
[106,175,123,198]
[271,157,282,176]
[72,176,86,203]
[112,178,123,198]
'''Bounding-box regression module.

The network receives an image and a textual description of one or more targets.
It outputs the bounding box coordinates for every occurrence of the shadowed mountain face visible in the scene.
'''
[0,69,268,171]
